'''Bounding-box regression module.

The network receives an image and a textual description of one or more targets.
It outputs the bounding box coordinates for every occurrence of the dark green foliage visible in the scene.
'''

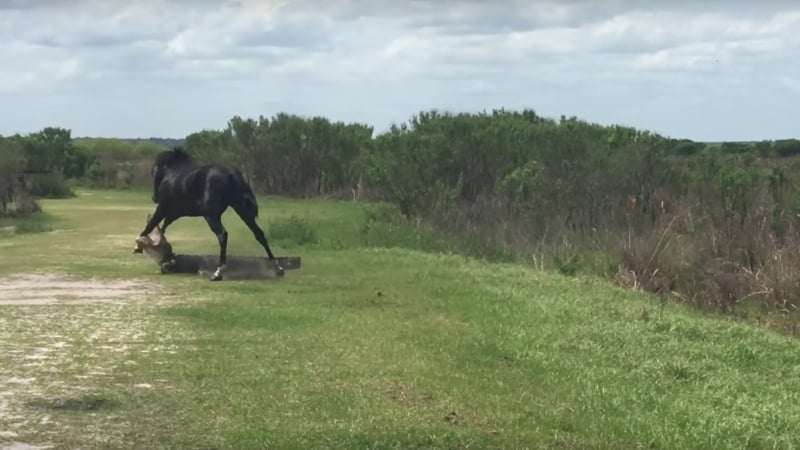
[553,252,581,277]
[74,138,167,188]
[754,140,774,157]
[20,127,73,175]
[0,137,27,216]
[63,143,93,179]
[16,127,75,198]
[185,114,371,197]
[365,110,684,236]
[774,139,800,157]
[86,160,104,187]
[671,139,705,156]
[697,147,761,230]
[184,129,232,166]
[27,173,74,198]
[1,130,173,209]
[720,141,751,154]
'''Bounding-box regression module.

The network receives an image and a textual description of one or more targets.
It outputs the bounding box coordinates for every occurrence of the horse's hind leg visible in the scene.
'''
[234,210,285,276]
[204,215,228,281]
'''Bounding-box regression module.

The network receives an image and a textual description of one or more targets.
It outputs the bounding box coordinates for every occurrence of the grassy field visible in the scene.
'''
[1,189,800,449]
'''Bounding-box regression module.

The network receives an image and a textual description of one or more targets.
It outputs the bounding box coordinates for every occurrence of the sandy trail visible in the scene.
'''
[0,272,194,449]
[0,274,148,306]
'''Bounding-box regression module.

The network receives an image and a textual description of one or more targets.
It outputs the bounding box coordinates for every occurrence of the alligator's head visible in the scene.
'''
[135,214,176,269]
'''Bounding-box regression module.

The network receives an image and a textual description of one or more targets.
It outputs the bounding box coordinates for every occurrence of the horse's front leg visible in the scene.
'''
[204,215,228,281]
[134,208,164,253]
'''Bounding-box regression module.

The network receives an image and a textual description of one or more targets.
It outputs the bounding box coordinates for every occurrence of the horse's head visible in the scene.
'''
[151,146,194,202]
[136,214,176,265]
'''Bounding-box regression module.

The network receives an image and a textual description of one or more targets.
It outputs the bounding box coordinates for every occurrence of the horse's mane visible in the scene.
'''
[155,146,194,169]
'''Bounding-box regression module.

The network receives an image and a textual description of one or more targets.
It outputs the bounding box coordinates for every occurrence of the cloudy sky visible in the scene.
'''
[0,0,798,142]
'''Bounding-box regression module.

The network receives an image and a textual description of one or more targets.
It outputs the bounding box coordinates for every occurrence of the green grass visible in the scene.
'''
[2,188,800,449]
[0,210,60,235]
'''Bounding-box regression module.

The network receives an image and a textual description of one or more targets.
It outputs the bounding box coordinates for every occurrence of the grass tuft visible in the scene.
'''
[268,215,320,246]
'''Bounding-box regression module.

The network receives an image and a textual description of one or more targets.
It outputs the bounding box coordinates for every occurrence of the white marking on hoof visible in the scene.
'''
[210,265,226,281]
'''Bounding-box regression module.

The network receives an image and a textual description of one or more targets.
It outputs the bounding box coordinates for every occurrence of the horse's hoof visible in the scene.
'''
[210,266,225,281]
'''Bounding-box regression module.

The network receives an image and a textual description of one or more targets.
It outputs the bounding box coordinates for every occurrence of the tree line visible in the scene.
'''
[184,114,372,197]
[4,111,799,214]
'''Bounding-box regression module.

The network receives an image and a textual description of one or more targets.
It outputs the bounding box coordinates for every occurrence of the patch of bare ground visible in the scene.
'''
[385,380,434,405]
[0,274,148,306]
[0,226,17,236]
[0,272,196,449]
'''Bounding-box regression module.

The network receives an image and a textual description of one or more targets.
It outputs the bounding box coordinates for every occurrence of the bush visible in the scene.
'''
[553,252,581,277]
[0,211,54,235]
[360,203,456,253]
[774,139,800,158]
[28,173,73,199]
[672,140,705,156]
[268,216,319,246]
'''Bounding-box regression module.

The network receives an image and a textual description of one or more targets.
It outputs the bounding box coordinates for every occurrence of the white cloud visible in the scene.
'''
[53,58,81,80]
[0,0,798,141]
[777,76,800,92]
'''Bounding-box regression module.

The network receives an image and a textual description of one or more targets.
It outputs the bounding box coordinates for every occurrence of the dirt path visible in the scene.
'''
[0,272,194,449]
[0,274,148,306]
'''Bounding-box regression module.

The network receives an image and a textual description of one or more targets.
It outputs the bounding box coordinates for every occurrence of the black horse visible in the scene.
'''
[134,147,284,281]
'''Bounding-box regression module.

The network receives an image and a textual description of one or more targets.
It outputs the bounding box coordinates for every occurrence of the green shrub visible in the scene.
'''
[360,203,453,252]
[28,173,73,198]
[774,139,800,158]
[268,216,319,246]
[0,211,55,235]
[553,252,581,277]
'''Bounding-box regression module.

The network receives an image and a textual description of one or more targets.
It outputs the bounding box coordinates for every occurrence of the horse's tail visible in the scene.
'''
[230,172,259,219]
